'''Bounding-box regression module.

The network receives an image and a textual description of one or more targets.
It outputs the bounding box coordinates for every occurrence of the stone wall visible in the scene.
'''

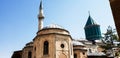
[22,46,33,58]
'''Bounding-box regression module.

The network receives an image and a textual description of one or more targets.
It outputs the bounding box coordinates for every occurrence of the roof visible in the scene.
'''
[85,15,97,27]
[38,0,44,18]
[72,40,84,46]
[43,24,65,29]
[87,52,106,56]
[25,41,33,47]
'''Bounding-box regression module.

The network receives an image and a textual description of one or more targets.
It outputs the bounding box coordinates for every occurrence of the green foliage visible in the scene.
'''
[101,26,120,57]
[100,44,113,50]
[113,34,119,41]
[101,26,115,49]
[102,26,119,44]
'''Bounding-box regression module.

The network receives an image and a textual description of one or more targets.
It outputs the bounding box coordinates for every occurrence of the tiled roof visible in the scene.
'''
[85,15,97,27]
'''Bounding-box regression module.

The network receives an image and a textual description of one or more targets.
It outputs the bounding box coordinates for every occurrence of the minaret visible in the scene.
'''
[38,0,44,30]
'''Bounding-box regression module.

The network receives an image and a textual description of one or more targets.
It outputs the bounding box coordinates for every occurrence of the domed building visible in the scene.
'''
[73,40,87,58]
[33,24,73,58]
[11,0,107,58]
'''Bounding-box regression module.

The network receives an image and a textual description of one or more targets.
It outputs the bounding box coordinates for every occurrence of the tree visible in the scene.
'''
[102,26,119,45]
[101,26,120,57]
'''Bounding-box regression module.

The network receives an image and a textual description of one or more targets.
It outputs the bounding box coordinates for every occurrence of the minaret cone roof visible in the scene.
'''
[38,0,44,18]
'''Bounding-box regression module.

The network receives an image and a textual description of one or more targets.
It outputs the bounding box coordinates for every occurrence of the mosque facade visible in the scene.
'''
[11,0,107,58]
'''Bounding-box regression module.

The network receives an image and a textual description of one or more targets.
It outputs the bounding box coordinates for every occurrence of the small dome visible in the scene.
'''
[24,41,33,48]
[72,40,84,46]
[43,24,64,29]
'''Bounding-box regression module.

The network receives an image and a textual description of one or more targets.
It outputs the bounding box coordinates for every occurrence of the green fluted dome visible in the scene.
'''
[84,15,102,41]
[85,15,97,27]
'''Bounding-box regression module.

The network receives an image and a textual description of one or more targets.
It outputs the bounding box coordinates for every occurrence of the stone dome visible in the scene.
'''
[24,41,33,48]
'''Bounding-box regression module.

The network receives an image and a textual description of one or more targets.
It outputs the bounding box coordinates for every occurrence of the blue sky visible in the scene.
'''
[0,0,115,58]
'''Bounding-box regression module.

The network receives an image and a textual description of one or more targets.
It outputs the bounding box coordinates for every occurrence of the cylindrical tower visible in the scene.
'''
[84,15,102,41]
[38,0,44,30]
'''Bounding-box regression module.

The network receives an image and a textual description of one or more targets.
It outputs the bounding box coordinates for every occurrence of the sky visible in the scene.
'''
[0,0,116,58]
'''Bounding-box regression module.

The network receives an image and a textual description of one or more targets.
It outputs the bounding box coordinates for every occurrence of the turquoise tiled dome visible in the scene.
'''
[84,15,102,41]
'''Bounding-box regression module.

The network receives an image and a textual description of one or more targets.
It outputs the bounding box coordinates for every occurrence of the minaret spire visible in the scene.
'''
[38,0,44,30]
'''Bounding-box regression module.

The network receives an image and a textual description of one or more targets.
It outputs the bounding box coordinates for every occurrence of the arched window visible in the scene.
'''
[43,41,49,55]
[74,53,77,58]
[28,51,32,58]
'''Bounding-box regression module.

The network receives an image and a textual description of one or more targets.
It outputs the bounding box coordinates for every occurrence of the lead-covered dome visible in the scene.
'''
[37,24,69,35]
[43,24,64,29]
[72,40,84,46]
